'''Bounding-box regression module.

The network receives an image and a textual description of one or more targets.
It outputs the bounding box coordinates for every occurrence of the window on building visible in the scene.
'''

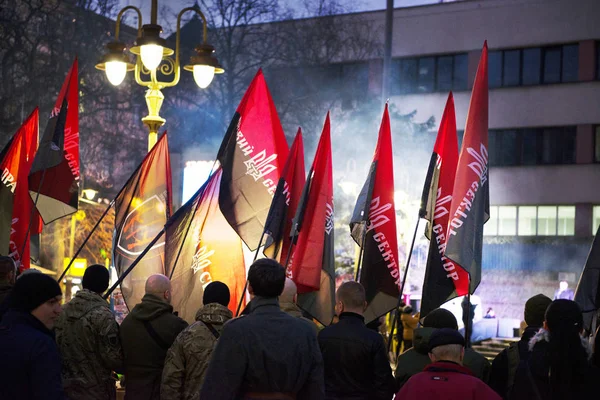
[489,126,575,167]
[595,126,600,163]
[489,44,579,88]
[498,206,517,235]
[392,53,469,94]
[593,206,600,234]
[518,206,537,236]
[487,205,576,236]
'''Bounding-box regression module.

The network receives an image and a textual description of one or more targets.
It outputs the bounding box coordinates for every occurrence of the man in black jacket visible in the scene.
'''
[318,281,396,400]
[200,259,324,400]
[120,274,188,400]
[488,294,552,399]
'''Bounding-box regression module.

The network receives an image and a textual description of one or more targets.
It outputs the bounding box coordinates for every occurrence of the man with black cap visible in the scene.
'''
[199,259,324,399]
[55,264,123,400]
[395,308,490,389]
[161,281,233,400]
[396,328,501,399]
[488,293,552,399]
[0,272,64,399]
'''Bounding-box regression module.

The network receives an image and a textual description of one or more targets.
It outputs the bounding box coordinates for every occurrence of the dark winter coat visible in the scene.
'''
[318,312,396,400]
[489,326,540,399]
[509,329,600,400]
[396,361,501,400]
[199,296,324,400]
[0,283,12,319]
[55,289,123,400]
[395,327,491,389]
[280,301,318,334]
[120,294,188,400]
[161,303,233,400]
[0,309,65,400]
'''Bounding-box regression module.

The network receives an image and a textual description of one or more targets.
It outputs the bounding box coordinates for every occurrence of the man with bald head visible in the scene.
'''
[120,274,188,400]
[280,278,318,333]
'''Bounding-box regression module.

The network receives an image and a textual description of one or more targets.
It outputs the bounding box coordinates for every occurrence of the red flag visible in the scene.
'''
[263,128,306,263]
[217,69,289,250]
[165,168,246,322]
[29,59,80,224]
[288,114,335,325]
[0,109,39,270]
[445,42,490,293]
[420,93,470,317]
[349,104,400,323]
[113,133,172,310]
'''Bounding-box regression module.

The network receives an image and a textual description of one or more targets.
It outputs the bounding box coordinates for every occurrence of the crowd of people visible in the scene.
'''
[0,255,599,400]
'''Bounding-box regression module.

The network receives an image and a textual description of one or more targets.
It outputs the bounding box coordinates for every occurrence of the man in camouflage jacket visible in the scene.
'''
[56,265,123,400]
[161,281,232,400]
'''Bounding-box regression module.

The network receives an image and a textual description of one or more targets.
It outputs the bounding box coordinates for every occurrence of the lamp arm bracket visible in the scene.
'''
[175,7,208,67]
[115,6,143,41]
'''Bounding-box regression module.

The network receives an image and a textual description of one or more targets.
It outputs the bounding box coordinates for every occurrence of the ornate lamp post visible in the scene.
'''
[96,0,223,151]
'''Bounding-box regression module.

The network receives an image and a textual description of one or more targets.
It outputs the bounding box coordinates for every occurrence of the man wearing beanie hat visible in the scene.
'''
[396,328,501,400]
[161,281,233,400]
[395,308,491,390]
[55,264,123,400]
[0,273,64,399]
[489,293,552,399]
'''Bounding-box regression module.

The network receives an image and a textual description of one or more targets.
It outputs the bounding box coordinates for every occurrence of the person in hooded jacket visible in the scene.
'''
[0,272,64,400]
[120,274,188,400]
[509,299,600,400]
[489,294,552,399]
[395,308,490,389]
[55,264,123,400]
[161,281,233,400]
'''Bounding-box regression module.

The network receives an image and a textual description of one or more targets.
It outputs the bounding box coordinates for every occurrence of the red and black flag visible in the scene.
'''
[217,69,289,250]
[263,128,306,262]
[574,225,600,332]
[350,104,400,323]
[113,133,172,310]
[288,113,335,326]
[29,59,80,224]
[420,93,470,317]
[165,168,246,323]
[0,109,39,270]
[445,42,490,293]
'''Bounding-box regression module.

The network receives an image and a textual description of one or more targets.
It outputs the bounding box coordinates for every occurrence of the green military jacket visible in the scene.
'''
[161,303,232,400]
[55,289,123,400]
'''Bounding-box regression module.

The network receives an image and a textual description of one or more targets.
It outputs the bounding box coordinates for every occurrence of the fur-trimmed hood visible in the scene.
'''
[528,328,593,359]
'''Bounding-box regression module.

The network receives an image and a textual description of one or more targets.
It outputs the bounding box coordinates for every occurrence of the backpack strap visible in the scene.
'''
[200,320,220,339]
[506,342,520,397]
[142,320,170,350]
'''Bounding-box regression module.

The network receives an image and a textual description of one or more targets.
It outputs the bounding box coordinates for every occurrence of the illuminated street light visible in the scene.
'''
[95,0,224,152]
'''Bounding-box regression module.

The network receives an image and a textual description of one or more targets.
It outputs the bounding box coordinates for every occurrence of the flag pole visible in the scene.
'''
[104,228,166,300]
[234,230,268,316]
[387,216,421,353]
[354,222,369,281]
[465,274,472,348]
[57,200,114,281]
[18,168,48,271]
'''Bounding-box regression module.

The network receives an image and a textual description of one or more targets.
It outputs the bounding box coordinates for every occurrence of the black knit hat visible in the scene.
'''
[524,294,552,327]
[423,308,459,330]
[203,281,230,307]
[11,273,61,312]
[82,264,110,294]
[429,328,466,352]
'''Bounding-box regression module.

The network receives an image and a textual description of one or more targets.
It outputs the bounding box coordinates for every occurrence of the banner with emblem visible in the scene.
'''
[288,113,335,326]
[349,104,400,323]
[420,93,470,317]
[29,59,80,224]
[263,128,306,263]
[113,133,172,310]
[0,108,40,270]
[445,42,489,293]
[217,69,289,251]
[164,168,246,323]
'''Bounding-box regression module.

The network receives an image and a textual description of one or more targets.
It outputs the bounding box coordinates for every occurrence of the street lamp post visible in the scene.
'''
[95,0,223,151]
